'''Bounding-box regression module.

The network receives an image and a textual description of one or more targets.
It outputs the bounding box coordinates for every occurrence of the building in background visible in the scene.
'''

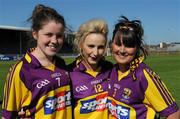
[0,25,75,57]
[0,25,30,55]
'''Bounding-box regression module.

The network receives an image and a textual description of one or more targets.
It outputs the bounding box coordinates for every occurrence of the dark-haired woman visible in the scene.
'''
[2,4,72,119]
[108,16,180,119]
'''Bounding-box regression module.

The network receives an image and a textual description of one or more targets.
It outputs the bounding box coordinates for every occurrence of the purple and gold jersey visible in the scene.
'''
[108,56,179,119]
[68,57,112,119]
[2,52,72,119]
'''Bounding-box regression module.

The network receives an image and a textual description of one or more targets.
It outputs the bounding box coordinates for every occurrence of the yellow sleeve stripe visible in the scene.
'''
[159,80,175,103]
[151,74,171,105]
[145,69,174,106]
[150,71,174,105]
[3,61,23,109]
[144,70,167,111]
[2,76,7,108]
[3,62,18,108]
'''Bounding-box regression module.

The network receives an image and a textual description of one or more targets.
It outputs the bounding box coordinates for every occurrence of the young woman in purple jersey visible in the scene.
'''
[68,19,113,119]
[2,4,72,119]
[108,16,180,119]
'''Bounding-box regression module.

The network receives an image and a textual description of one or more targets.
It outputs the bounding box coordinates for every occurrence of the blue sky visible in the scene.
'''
[0,0,179,45]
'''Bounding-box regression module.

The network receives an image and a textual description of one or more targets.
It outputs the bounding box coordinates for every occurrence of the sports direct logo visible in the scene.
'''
[80,93,107,114]
[108,100,130,119]
[44,91,71,114]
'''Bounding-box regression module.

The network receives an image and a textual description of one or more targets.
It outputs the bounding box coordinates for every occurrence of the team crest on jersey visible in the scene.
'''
[122,88,131,100]
[80,93,107,113]
[44,91,71,114]
[108,100,130,119]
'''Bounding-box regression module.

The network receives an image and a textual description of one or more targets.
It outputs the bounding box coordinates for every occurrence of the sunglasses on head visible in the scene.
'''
[119,26,134,31]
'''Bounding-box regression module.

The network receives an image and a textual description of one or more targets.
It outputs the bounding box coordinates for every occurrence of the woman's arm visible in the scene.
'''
[167,109,180,119]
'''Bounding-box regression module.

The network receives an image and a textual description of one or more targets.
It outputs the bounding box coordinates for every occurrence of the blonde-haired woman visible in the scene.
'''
[68,19,113,119]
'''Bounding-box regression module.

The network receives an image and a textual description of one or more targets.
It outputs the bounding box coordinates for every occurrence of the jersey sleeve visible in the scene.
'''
[2,62,31,118]
[143,68,179,117]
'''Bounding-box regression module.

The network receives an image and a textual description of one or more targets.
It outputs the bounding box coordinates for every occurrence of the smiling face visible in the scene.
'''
[112,35,137,66]
[32,21,64,58]
[81,33,106,70]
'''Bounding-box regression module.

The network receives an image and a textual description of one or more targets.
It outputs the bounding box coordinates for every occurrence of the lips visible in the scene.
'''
[90,56,98,61]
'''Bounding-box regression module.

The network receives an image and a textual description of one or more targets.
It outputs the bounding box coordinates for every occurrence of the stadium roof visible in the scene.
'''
[0,25,75,35]
[0,25,30,31]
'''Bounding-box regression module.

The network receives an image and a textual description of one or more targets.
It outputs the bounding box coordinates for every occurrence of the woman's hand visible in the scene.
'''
[18,108,31,119]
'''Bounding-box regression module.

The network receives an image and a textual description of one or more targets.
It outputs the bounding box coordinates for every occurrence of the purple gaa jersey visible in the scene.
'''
[68,57,113,119]
[108,56,179,119]
[2,52,72,119]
